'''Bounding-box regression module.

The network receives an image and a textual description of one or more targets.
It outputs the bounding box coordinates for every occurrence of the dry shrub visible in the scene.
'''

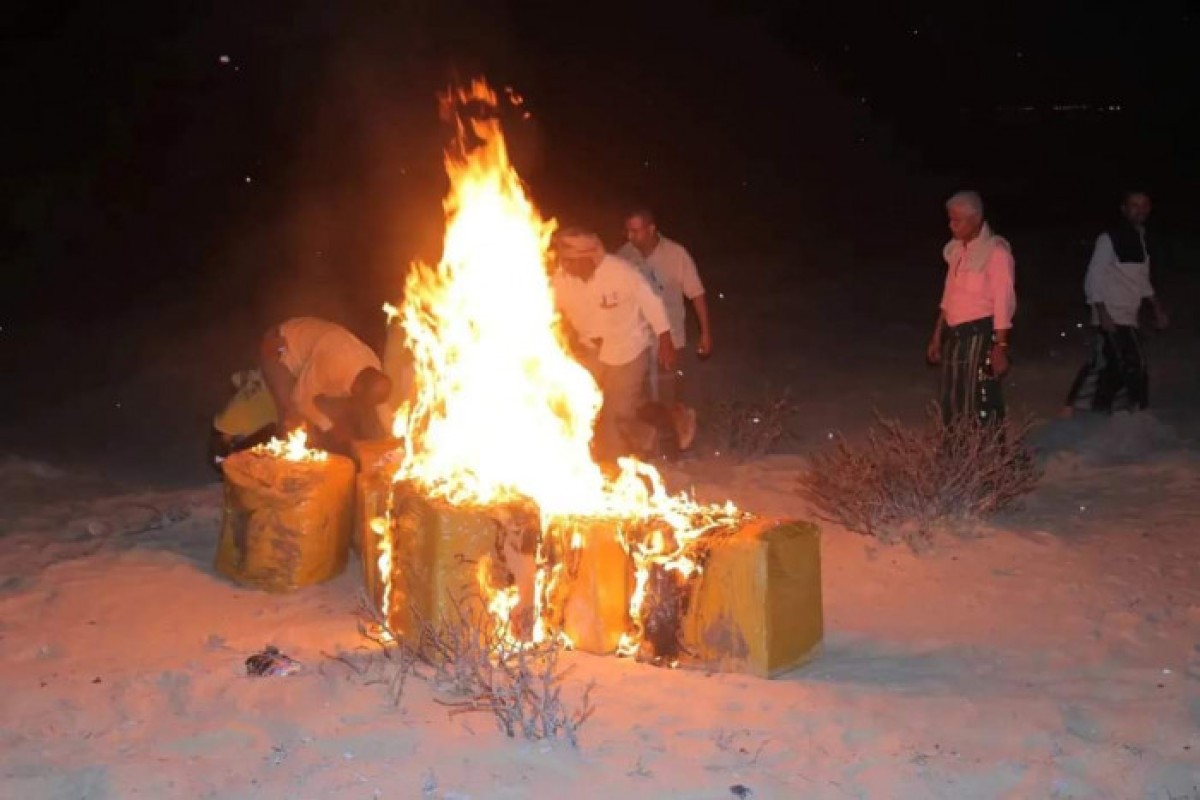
[797,405,1041,549]
[711,387,797,462]
[355,594,595,747]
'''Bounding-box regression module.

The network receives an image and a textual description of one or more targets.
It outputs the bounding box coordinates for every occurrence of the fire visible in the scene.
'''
[380,80,746,656]
[256,428,328,463]
[389,81,606,516]
[369,516,394,641]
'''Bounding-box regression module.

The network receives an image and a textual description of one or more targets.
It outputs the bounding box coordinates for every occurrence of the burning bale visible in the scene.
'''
[353,438,402,609]
[372,485,540,644]
[681,519,822,677]
[357,80,824,677]
[215,430,354,592]
[366,485,824,676]
[553,518,633,655]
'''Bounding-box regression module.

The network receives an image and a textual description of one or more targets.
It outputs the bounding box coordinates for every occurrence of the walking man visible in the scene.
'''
[926,191,1017,424]
[1064,190,1168,414]
[551,227,676,461]
[617,207,710,450]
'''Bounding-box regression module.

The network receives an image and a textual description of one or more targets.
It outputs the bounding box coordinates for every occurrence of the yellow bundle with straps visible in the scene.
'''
[681,519,823,677]
[215,447,355,592]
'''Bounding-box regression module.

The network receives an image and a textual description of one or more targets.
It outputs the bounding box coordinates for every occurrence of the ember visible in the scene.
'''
[364,79,822,673]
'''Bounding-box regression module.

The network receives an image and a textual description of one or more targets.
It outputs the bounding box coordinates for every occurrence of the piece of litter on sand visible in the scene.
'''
[730,785,754,798]
[245,645,301,677]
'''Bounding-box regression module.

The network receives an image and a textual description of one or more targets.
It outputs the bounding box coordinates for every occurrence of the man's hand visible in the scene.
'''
[926,336,943,365]
[990,344,1010,377]
[696,331,713,358]
[657,333,677,372]
[1154,306,1170,330]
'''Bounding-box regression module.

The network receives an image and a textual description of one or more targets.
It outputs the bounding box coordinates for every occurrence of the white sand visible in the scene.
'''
[2,409,1198,799]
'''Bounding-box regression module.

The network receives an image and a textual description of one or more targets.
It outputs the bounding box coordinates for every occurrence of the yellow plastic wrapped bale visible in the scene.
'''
[681,519,823,678]
[350,438,402,559]
[381,487,536,640]
[356,469,392,608]
[212,369,278,436]
[553,519,633,655]
[215,450,355,592]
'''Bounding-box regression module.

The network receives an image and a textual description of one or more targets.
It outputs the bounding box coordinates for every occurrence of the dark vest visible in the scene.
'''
[1107,220,1151,264]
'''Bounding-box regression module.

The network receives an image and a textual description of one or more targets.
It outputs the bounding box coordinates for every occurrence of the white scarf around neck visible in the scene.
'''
[943,222,1010,274]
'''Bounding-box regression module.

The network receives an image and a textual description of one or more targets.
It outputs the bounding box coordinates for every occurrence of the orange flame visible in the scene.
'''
[382,79,746,656]
[369,516,394,641]
[256,428,328,463]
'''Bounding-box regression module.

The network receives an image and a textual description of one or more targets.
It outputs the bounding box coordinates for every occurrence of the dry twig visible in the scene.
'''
[797,405,1041,549]
[710,388,797,462]
[350,591,596,746]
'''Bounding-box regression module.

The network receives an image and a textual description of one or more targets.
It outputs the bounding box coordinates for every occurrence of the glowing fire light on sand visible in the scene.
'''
[376,80,746,654]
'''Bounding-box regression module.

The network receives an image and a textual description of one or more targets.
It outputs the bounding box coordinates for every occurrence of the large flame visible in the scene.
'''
[382,80,744,654]
[390,81,607,517]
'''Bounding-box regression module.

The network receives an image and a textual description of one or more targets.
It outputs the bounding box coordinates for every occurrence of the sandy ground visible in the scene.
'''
[1,399,1199,799]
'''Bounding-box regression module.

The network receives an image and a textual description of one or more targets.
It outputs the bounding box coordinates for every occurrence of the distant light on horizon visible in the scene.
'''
[995,103,1123,114]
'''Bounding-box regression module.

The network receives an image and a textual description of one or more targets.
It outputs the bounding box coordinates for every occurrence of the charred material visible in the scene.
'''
[638,563,691,666]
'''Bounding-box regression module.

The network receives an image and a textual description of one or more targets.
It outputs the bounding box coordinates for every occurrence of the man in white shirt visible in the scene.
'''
[551,227,676,461]
[1064,191,1169,414]
[260,317,393,451]
[926,191,1017,424]
[617,208,710,450]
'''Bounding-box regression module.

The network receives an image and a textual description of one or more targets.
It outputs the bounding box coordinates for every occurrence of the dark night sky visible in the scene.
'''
[2,1,1196,331]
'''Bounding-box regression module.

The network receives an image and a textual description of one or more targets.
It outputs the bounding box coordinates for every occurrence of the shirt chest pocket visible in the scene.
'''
[953,266,989,295]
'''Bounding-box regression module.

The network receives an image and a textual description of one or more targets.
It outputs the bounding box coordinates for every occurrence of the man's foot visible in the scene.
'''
[671,404,697,451]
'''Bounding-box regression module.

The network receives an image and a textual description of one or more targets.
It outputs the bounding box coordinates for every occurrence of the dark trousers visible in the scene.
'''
[939,318,1005,425]
[1065,325,1148,413]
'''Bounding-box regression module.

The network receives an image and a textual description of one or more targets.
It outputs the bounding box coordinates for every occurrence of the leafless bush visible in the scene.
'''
[797,405,1041,549]
[711,388,797,462]
[353,593,595,747]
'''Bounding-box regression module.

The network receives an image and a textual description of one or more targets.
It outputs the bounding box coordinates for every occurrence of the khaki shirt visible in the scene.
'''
[278,317,384,432]
[617,235,705,349]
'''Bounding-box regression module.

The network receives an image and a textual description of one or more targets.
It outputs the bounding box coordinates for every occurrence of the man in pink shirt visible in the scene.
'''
[926,191,1017,424]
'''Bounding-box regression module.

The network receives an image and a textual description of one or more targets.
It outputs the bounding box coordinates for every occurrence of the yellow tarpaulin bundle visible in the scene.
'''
[682,519,823,678]
[355,445,400,606]
[215,449,355,592]
[350,438,403,563]
[213,369,278,436]
[553,519,633,655]
[379,487,529,639]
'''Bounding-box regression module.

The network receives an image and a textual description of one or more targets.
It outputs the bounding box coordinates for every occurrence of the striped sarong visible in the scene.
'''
[939,318,1005,425]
